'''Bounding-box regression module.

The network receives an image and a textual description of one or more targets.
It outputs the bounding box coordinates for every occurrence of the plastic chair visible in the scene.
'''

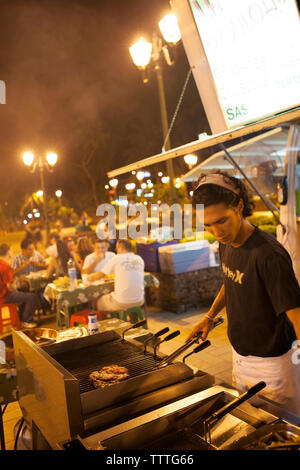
[118,306,144,323]
[0,304,21,334]
[69,309,105,327]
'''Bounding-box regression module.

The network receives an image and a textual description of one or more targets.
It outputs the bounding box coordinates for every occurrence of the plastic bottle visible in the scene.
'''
[88,312,99,335]
[67,258,77,288]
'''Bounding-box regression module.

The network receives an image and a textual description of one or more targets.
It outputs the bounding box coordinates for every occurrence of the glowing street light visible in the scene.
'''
[125,183,136,191]
[109,178,119,189]
[159,14,181,44]
[184,154,198,169]
[55,189,62,207]
[22,150,58,242]
[129,13,182,204]
[129,39,152,68]
[46,152,58,166]
[136,171,145,181]
[23,152,34,166]
[161,176,170,184]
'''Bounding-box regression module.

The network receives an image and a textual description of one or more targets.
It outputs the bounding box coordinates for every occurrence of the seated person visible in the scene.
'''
[46,239,64,278]
[65,237,83,275]
[0,243,38,328]
[76,236,93,265]
[11,238,47,278]
[88,239,144,312]
[56,238,82,277]
[82,239,115,282]
[45,231,60,259]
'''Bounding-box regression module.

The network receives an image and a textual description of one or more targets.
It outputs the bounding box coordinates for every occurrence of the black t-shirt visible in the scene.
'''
[219,226,300,357]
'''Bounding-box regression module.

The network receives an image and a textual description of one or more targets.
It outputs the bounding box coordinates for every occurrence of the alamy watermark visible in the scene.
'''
[0,80,6,104]
[0,340,5,364]
[95,196,204,240]
[292,340,300,365]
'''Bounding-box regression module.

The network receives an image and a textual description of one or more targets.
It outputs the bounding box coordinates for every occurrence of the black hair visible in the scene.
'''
[0,243,10,256]
[21,238,34,250]
[56,240,72,275]
[192,170,255,218]
[117,239,133,252]
[49,231,60,242]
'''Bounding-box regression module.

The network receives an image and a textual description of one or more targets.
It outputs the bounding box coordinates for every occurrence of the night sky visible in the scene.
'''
[0,0,209,218]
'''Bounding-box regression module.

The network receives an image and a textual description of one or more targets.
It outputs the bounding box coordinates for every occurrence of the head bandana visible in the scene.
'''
[195,173,240,196]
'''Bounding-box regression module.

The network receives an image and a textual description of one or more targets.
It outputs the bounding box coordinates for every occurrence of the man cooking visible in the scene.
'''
[186,171,300,415]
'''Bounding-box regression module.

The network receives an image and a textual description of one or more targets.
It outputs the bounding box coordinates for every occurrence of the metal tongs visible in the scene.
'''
[143,327,170,354]
[121,319,147,341]
[153,330,181,357]
[158,315,225,368]
[182,340,211,363]
[203,381,267,443]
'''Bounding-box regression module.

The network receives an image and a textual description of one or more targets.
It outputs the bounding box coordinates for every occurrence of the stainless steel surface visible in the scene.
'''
[12,329,83,450]
[81,385,278,450]
[12,327,214,449]
[227,421,300,450]
[121,320,147,341]
[22,328,57,347]
[204,381,267,431]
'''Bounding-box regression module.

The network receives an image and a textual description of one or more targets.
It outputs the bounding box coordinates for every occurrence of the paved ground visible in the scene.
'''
[2,304,232,450]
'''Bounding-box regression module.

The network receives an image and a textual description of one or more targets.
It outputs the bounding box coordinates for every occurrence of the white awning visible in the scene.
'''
[107,107,300,178]
[181,127,289,182]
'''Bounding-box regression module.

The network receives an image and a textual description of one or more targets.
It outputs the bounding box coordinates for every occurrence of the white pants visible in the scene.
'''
[232,347,300,416]
[96,292,144,312]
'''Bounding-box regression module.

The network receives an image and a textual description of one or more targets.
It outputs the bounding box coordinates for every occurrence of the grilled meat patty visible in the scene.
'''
[89,365,129,389]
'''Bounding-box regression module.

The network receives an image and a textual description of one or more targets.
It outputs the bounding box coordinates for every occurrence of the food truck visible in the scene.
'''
[108,0,300,283]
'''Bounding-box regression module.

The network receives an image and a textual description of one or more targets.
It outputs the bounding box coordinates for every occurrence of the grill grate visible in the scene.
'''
[52,339,162,393]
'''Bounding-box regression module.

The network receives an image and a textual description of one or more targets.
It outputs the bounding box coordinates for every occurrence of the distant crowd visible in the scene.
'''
[0,230,145,329]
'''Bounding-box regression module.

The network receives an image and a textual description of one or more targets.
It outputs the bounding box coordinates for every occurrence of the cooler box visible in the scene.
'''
[136,240,178,272]
[158,240,210,274]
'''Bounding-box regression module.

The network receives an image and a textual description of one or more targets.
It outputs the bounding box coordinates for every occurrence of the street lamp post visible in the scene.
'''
[22,151,58,243]
[55,189,62,207]
[129,13,181,204]
[109,178,119,202]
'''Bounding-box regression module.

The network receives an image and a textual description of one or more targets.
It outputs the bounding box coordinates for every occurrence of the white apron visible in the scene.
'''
[232,347,300,416]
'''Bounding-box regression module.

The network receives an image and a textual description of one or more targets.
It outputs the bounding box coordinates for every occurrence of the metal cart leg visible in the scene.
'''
[0,404,8,450]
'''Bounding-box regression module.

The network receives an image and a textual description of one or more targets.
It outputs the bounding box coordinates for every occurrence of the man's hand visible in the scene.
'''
[185,316,214,343]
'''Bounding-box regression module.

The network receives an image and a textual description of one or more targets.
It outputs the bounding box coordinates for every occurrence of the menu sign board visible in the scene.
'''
[172,0,300,132]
